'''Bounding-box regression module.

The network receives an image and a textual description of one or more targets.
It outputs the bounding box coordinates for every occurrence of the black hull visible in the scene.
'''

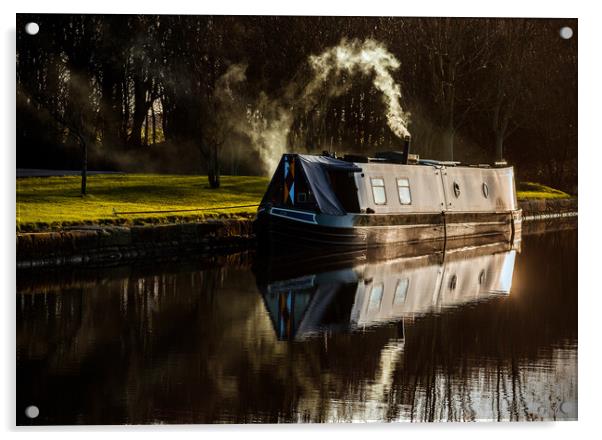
[254,214,367,250]
[254,209,521,253]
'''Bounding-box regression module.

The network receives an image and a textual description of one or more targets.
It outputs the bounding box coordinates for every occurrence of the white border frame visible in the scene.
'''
[2,2,600,439]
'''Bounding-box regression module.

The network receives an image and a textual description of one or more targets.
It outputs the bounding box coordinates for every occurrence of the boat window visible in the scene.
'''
[368,283,384,310]
[397,178,412,205]
[393,278,409,305]
[328,170,361,213]
[482,182,489,198]
[370,178,387,205]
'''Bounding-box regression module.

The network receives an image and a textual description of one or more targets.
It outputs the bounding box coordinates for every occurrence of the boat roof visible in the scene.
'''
[306,152,501,169]
[268,153,513,217]
[298,154,363,172]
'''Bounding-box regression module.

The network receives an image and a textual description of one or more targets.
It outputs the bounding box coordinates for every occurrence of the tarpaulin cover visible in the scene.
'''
[262,154,362,216]
[296,155,361,216]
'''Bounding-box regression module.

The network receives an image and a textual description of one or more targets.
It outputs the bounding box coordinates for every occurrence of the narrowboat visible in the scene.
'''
[254,145,522,249]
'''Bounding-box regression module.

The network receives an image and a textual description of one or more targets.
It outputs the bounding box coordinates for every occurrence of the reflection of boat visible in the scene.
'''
[254,146,522,249]
[256,242,517,340]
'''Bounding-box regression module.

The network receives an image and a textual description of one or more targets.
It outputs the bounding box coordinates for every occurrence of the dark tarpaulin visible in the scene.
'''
[297,155,362,216]
[261,154,362,216]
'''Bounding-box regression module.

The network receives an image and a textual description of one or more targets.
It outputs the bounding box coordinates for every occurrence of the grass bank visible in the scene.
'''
[516,182,571,200]
[17,174,269,231]
[17,174,572,232]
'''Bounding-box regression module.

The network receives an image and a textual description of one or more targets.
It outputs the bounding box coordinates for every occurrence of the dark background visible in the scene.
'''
[16,15,577,192]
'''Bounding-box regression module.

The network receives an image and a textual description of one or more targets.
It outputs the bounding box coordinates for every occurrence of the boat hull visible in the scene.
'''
[254,208,522,251]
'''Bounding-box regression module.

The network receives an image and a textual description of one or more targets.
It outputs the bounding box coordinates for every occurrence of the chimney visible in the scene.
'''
[402,136,412,164]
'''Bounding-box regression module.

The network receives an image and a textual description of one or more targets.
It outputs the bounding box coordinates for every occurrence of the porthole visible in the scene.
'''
[453,182,461,198]
[478,270,486,285]
[482,182,489,198]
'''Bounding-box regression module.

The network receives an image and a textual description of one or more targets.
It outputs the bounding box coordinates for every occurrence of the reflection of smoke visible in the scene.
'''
[304,38,411,139]
[216,39,410,175]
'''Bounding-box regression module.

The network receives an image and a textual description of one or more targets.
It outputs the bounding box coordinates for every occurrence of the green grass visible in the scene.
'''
[16,174,269,231]
[16,174,572,231]
[516,181,572,201]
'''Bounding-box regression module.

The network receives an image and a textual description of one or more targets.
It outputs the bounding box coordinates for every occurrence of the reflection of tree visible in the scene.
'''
[381,231,577,422]
[17,231,577,424]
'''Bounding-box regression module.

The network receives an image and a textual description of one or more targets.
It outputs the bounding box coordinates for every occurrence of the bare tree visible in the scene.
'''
[20,15,97,195]
[412,18,493,160]
[200,102,227,189]
[486,19,534,161]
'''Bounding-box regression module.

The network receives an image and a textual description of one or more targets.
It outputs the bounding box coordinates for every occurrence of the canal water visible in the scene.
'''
[16,227,577,424]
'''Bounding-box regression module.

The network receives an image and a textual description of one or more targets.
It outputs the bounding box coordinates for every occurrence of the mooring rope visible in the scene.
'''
[112,203,260,216]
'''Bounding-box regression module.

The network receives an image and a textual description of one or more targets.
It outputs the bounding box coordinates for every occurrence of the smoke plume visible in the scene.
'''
[303,38,411,139]
[215,38,411,175]
[214,64,292,175]
[244,94,292,174]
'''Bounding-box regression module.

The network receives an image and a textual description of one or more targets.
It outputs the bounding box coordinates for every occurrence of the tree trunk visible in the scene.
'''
[128,75,148,148]
[123,79,130,143]
[151,105,157,144]
[207,143,220,188]
[144,112,149,146]
[81,139,88,196]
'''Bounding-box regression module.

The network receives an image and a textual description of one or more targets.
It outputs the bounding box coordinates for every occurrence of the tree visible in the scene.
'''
[17,15,97,195]
[411,18,493,160]
[16,15,577,190]
[521,21,577,189]
[485,19,534,161]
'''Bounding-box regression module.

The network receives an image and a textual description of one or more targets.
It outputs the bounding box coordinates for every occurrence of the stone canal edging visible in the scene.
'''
[17,219,254,269]
[16,198,577,268]
[519,197,577,220]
